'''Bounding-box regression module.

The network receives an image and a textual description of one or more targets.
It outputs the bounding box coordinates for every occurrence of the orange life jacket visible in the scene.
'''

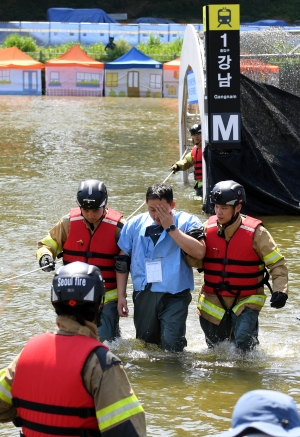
[204,215,265,298]
[12,333,108,437]
[191,146,202,181]
[63,207,122,290]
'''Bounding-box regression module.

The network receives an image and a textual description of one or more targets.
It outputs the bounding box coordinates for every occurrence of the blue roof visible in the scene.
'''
[105,47,162,69]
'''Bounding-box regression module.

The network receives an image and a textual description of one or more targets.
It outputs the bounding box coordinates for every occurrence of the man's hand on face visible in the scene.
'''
[155,205,174,230]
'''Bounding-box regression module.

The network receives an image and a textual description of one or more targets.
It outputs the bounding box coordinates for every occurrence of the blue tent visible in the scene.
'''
[46,8,117,23]
[104,47,162,97]
[105,47,162,70]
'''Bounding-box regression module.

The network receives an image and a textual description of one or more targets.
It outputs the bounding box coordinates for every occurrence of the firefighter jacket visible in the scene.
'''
[175,145,202,183]
[197,214,288,325]
[36,207,125,304]
[0,316,147,437]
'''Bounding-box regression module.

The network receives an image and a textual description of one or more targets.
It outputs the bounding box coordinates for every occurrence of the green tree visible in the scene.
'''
[2,34,37,52]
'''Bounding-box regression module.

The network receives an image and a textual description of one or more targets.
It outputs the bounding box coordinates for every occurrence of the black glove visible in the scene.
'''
[171,164,180,174]
[270,291,288,309]
[39,255,55,272]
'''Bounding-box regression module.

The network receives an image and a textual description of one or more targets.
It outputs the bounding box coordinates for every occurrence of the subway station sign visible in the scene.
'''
[203,1,241,149]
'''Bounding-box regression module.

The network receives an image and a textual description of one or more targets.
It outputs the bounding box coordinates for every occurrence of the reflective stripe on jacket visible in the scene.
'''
[191,146,202,181]
[0,369,13,405]
[11,333,108,437]
[97,394,144,433]
[63,207,122,293]
[197,293,266,320]
[203,215,264,298]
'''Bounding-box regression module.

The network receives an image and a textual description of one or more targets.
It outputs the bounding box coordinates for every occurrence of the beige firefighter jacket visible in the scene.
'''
[0,316,147,436]
[197,214,288,325]
[176,150,195,171]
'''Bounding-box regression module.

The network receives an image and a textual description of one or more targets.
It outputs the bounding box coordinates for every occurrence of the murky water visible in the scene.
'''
[0,96,299,436]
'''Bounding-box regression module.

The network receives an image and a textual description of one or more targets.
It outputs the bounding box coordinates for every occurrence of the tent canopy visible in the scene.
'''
[163,58,180,71]
[46,8,117,23]
[105,47,162,70]
[0,47,44,70]
[240,58,279,73]
[45,45,104,68]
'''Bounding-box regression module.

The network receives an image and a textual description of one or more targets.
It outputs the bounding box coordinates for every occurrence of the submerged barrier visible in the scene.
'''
[0,22,300,47]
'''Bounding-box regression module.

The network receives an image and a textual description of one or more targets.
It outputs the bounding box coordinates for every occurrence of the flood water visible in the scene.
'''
[0,96,299,436]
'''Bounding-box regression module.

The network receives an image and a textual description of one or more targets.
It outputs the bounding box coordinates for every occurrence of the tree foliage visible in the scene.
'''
[137,36,183,62]
[2,34,37,52]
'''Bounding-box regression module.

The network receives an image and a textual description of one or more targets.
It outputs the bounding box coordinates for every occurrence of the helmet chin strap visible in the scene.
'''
[223,210,240,228]
[217,209,239,238]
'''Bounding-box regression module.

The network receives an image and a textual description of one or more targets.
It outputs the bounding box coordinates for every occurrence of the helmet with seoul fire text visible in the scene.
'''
[210,180,246,206]
[51,261,106,306]
[77,180,107,210]
[189,124,202,135]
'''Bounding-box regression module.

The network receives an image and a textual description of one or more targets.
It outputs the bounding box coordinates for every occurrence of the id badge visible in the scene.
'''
[145,258,162,283]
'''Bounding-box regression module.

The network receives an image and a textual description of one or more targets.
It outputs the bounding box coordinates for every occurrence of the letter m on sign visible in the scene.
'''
[211,113,241,143]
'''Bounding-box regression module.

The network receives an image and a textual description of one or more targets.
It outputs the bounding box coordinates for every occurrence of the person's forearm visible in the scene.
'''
[117,271,129,298]
[269,260,288,294]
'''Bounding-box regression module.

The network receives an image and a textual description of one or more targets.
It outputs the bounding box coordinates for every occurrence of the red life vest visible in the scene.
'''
[63,207,123,290]
[12,333,108,437]
[191,146,202,181]
[204,215,265,298]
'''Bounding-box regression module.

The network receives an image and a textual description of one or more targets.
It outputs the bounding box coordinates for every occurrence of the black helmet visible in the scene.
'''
[77,180,107,210]
[210,180,246,206]
[51,262,106,305]
[189,124,202,135]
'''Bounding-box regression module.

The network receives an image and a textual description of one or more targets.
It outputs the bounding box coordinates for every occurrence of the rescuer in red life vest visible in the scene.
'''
[36,179,126,342]
[197,180,289,351]
[0,261,146,436]
[171,123,203,197]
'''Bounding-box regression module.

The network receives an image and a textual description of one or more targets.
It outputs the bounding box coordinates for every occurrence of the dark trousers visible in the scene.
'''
[199,307,259,351]
[133,287,192,352]
[98,300,120,341]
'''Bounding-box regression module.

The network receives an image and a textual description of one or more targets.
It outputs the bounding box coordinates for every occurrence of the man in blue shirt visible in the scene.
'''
[116,183,206,352]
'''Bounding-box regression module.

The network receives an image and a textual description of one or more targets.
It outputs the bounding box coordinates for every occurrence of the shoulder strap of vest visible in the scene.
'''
[70,207,82,220]
[93,346,122,372]
[191,146,202,160]
[207,215,218,226]
[104,208,123,224]
[242,215,263,228]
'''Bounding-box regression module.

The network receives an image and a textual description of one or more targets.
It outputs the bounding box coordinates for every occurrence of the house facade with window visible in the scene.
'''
[0,46,44,95]
[104,47,162,97]
[163,58,180,98]
[45,45,104,96]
